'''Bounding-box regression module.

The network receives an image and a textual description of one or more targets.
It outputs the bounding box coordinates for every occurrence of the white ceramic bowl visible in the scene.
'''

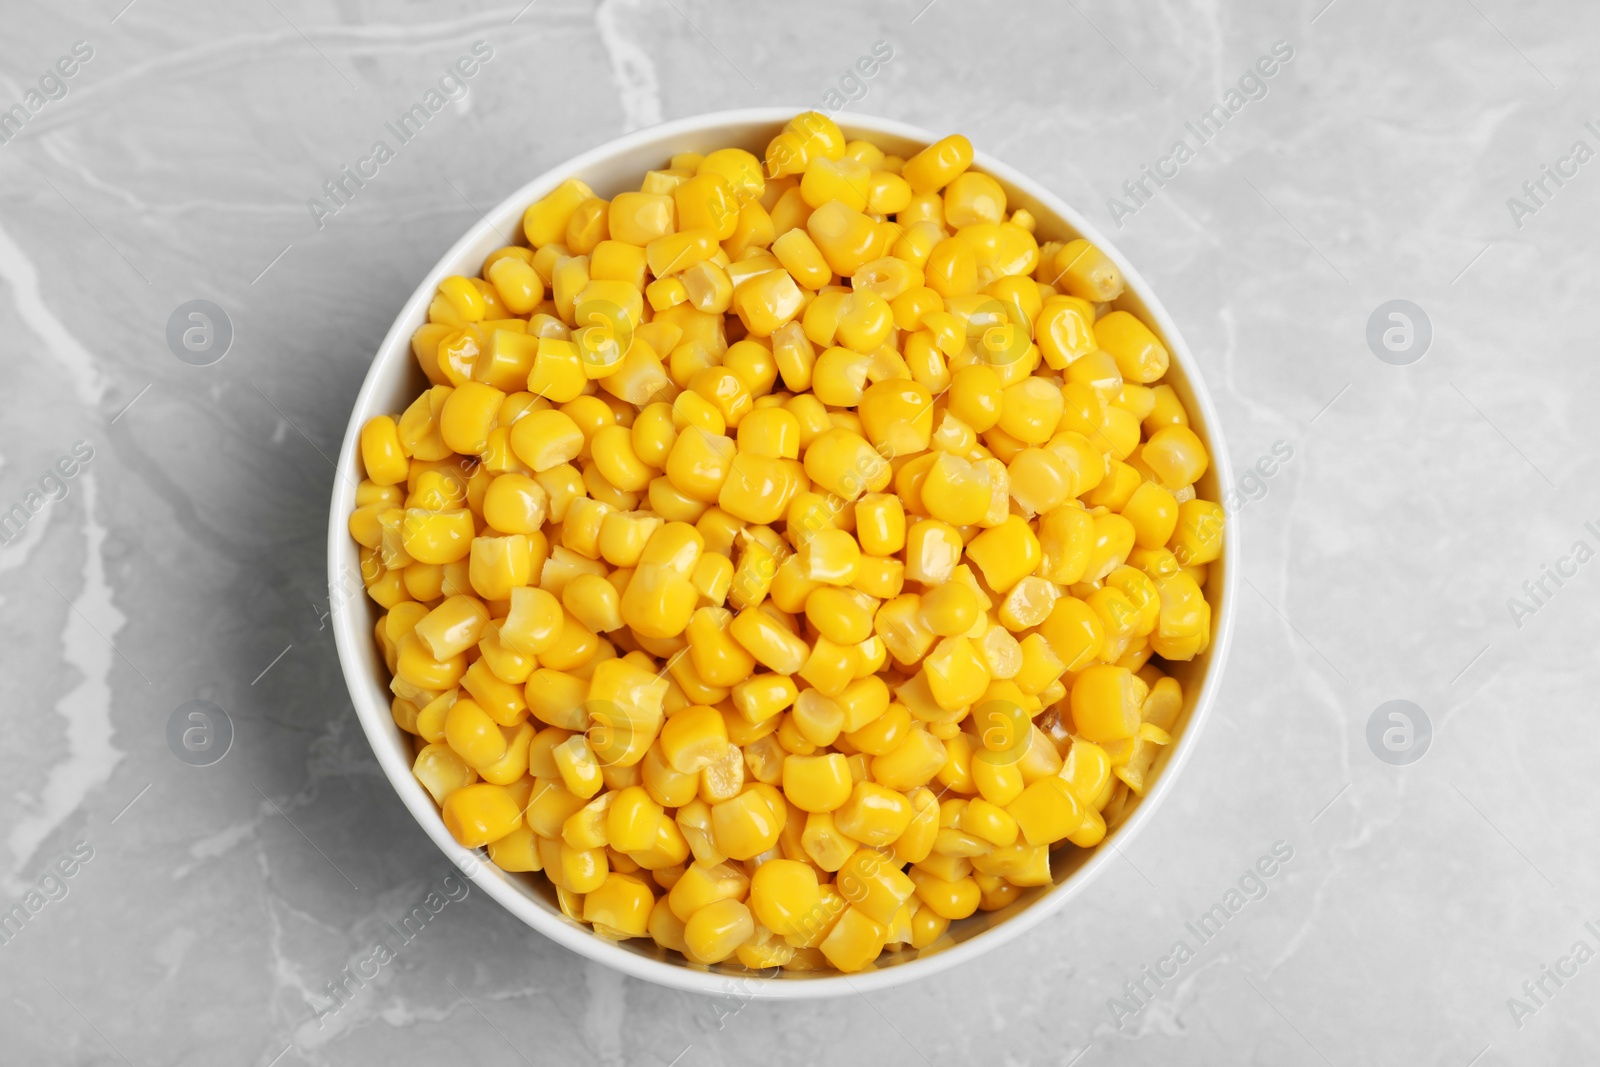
[328,108,1236,998]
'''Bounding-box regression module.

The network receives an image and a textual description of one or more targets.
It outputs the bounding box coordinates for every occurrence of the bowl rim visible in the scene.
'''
[327,106,1237,999]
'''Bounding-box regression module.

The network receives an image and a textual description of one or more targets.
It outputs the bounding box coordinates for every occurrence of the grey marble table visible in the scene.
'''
[2,1,1596,1063]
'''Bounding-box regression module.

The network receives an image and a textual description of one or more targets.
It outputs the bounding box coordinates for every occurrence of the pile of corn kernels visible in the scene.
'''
[349,112,1222,974]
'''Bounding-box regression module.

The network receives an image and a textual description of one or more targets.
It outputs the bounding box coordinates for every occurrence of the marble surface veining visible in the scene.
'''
[1,1,1597,1063]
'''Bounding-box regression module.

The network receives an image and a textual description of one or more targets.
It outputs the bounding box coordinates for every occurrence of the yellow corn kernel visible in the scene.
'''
[899,520,957,586]
[1143,425,1210,489]
[731,268,807,338]
[736,407,801,461]
[682,259,734,315]
[478,472,544,535]
[869,595,929,668]
[673,389,726,438]
[562,197,608,256]
[360,416,410,486]
[525,668,588,730]
[409,594,486,660]
[748,858,822,941]
[485,823,542,873]
[523,178,596,247]
[729,607,810,675]
[724,342,779,400]
[833,781,913,847]
[716,452,795,526]
[643,895,689,953]
[683,897,755,964]
[732,673,798,725]
[806,200,883,276]
[765,111,846,178]
[667,859,747,923]
[674,173,740,239]
[923,637,990,710]
[413,742,476,804]
[626,403,676,470]
[556,841,608,893]
[955,514,1035,594]
[1122,480,1180,549]
[584,669,667,772]
[679,609,752,691]
[793,812,849,874]
[726,250,782,290]
[521,337,585,404]
[778,750,850,812]
[835,850,916,928]
[996,575,1057,632]
[585,427,649,497]
[521,776,585,838]
[634,742,695,811]
[799,586,871,647]
[552,734,604,799]
[1034,297,1096,371]
[727,538,778,612]
[438,275,489,323]
[1046,238,1123,302]
[639,521,705,577]
[659,703,731,775]
[555,573,617,635]
[919,582,980,639]
[908,868,980,922]
[580,241,647,295]
[548,255,591,323]
[1004,634,1060,698]
[617,564,695,642]
[852,381,931,460]
[1059,737,1115,810]
[595,513,658,570]
[801,154,871,212]
[1143,382,1189,437]
[807,347,867,408]
[582,872,654,939]
[664,425,737,504]
[508,408,583,472]
[902,134,974,195]
[771,228,832,290]
[563,791,613,851]
[711,788,782,861]
[1094,310,1170,383]
[443,696,507,769]
[916,453,989,527]
[870,729,948,792]
[468,534,531,601]
[1070,664,1141,742]
[1006,776,1085,846]
[956,796,1019,848]
[645,230,718,281]
[970,747,1025,806]
[608,191,675,246]
[396,508,472,566]
[391,622,463,688]
[694,146,763,206]
[497,589,561,660]
[1168,498,1224,568]
[597,785,662,854]
[943,171,1006,227]
[797,528,860,586]
[1076,512,1133,583]
[841,495,901,561]
[441,782,522,848]
[814,904,885,973]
